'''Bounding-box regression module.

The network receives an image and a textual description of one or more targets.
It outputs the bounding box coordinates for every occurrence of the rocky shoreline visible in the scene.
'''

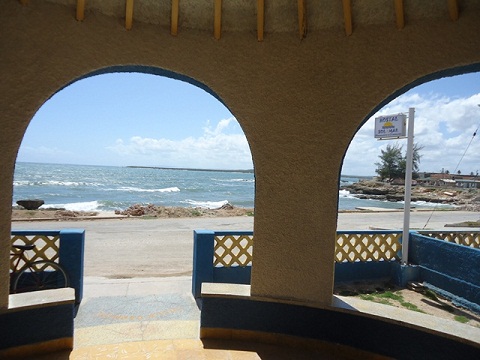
[11,203,255,221]
[342,180,480,211]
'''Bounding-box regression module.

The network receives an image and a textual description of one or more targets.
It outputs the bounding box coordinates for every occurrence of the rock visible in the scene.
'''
[16,199,44,210]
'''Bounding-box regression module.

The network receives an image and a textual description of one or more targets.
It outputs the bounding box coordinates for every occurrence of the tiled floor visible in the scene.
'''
[42,338,337,359]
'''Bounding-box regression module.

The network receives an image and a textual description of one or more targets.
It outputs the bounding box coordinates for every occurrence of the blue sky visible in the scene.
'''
[18,71,480,176]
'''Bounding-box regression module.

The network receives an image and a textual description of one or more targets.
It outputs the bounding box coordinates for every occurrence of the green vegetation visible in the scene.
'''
[360,291,424,313]
[190,209,202,216]
[375,143,423,181]
[454,315,470,324]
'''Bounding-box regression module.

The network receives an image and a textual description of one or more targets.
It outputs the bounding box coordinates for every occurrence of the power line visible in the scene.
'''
[423,104,480,229]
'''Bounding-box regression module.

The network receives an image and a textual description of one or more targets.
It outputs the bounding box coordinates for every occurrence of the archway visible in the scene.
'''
[334,69,480,324]
[11,69,255,345]
[340,68,480,220]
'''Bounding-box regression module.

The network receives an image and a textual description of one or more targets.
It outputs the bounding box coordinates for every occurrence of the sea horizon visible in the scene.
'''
[13,162,452,212]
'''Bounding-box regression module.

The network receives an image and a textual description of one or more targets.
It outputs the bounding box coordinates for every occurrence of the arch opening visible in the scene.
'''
[11,68,256,344]
[334,69,480,325]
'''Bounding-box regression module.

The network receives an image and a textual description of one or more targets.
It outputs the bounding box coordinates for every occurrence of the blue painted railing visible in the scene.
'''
[192,229,404,298]
[192,229,480,312]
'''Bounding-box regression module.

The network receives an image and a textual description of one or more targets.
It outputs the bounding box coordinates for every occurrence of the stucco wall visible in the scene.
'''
[1,1,480,309]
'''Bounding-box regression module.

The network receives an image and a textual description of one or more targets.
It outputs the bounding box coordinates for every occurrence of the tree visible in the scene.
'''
[375,143,423,181]
[375,144,403,181]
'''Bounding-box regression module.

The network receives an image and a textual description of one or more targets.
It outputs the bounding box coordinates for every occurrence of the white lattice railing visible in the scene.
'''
[335,231,402,263]
[214,234,253,267]
[212,231,403,267]
[10,233,60,272]
[418,231,480,249]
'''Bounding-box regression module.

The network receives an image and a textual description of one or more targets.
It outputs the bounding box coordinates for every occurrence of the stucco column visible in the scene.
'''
[246,111,343,306]
[0,156,16,310]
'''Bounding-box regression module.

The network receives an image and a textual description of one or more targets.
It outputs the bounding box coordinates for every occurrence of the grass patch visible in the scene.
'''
[454,315,470,324]
[375,291,403,302]
[399,301,425,313]
[190,209,202,216]
[359,291,424,313]
[360,294,391,305]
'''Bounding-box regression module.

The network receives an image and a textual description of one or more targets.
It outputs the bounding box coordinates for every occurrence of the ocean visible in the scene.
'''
[12,162,451,212]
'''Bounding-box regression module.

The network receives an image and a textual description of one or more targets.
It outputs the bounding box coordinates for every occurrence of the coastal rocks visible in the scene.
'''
[115,203,253,218]
[16,199,44,210]
[55,210,98,218]
[342,180,480,209]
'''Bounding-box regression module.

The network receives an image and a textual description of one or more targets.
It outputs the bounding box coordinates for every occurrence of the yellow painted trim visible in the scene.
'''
[76,0,85,21]
[394,0,404,29]
[125,0,134,30]
[200,328,389,359]
[448,0,459,21]
[257,0,264,42]
[342,0,353,36]
[297,0,307,39]
[214,0,222,40]
[171,0,179,36]
[0,337,73,359]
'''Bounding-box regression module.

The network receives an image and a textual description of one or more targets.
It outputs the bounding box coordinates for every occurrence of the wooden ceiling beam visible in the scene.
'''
[214,0,222,40]
[394,0,404,29]
[297,0,307,39]
[76,0,86,21]
[448,0,459,21]
[342,0,353,36]
[171,0,179,35]
[125,0,134,30]
[257,0,264,41]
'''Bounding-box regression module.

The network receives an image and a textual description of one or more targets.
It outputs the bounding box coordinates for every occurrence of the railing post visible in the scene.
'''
[59,229,85,307]
[192,230,215,298]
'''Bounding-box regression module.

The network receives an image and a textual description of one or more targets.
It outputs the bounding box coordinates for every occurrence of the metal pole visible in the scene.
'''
[402,107,415,264]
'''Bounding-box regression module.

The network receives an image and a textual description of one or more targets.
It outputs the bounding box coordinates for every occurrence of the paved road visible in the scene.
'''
[11,211,479,278]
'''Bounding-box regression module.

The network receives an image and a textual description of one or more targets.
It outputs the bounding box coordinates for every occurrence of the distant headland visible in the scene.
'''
[126,166,254,174]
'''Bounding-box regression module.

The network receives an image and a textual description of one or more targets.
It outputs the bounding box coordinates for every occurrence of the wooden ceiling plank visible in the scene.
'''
[342,0,353,36]
[257,0,264,41]
[171,0,179,35]
[19,0,29,5]
[125,0,134,30]
[298,0,307,39]
[76,0,86,21]
[394,0,404,29]
[448,0,459,21]
[214,0,222,40]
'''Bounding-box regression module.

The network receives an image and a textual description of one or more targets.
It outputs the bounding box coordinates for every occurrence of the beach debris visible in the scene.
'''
[55,210,98,218]
[16,199,44,210]
[114,203,252,218]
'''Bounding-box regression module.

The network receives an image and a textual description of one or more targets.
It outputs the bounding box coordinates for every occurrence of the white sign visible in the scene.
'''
[374,114,406,138]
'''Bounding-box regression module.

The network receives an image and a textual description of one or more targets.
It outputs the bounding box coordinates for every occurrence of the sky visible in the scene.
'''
[17,71,480,176]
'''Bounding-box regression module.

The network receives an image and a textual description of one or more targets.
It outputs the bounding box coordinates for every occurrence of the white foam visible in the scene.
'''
[185,199,229,209]
[114,186,180,193]
[42,200,100,211]
[338,189,354,198]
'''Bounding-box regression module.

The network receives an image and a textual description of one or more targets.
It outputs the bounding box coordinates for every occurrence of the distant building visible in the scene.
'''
[416,172,479,188]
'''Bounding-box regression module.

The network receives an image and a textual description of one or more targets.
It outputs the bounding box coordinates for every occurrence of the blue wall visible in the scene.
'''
[409,233,480,310]
[201,296,480,359]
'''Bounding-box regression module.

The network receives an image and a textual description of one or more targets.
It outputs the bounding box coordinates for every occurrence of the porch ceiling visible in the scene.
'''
[20,0,472,40]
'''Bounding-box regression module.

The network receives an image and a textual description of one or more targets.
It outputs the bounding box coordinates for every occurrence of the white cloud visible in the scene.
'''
[107,117,253,170]
[343,93,480,176]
